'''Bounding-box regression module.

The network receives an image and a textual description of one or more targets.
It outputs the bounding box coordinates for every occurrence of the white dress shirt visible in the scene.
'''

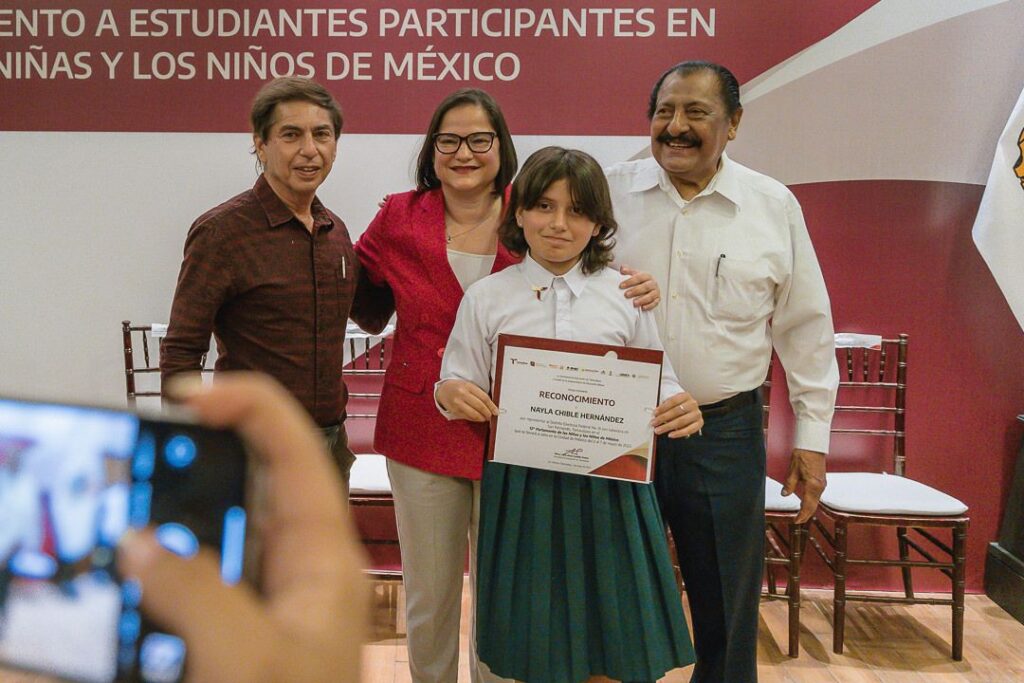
[606,154,838,454]
[438,255,684,412]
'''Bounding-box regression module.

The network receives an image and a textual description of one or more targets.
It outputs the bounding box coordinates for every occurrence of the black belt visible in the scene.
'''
[699,389,761,417]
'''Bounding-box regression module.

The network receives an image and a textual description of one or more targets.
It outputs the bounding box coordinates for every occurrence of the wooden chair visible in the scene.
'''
[121,320,209,407]
[344,323,402,588]
[761,367,808,658]
[808,334,969,660]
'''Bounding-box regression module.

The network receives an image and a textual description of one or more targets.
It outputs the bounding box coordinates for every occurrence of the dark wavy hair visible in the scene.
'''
[646,60,742,119]
[415,88,517,194]
[250,77,343,143]
[498,147,617,275]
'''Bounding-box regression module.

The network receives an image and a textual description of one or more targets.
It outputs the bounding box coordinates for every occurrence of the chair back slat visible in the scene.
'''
[832,428,903,436]
[831,334,908,476]
[122,320,213,408]
[344,328,391,419]
[761,365,773,434]
[879,343,888,382]
[122,320,137,405]
[894,334,908,476]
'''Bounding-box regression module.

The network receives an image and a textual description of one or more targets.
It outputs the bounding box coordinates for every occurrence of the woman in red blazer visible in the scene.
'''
[352,89,659,683]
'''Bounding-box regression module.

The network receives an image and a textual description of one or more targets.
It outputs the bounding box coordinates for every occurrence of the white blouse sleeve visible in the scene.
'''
[434,287,494,419]
[631,309,685,402]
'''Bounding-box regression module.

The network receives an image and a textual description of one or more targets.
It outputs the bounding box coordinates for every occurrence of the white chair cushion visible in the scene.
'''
[764,477,801,512]
[820,472,967,516]
[350,453,392,494]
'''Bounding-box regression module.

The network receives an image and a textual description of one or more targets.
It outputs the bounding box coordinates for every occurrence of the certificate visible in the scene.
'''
[487,334,663,483]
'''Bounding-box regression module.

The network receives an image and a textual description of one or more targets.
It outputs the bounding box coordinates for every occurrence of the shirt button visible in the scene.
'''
[676,250,683,259]
[669,334,677,341]
[671,293,679,299]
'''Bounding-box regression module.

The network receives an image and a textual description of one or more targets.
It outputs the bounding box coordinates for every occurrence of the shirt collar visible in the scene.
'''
[520,253,589,299]
[636,152,742,210]
[253,174,333,231]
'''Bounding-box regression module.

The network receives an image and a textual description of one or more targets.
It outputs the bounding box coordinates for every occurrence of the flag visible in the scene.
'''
[972,85,1024,333]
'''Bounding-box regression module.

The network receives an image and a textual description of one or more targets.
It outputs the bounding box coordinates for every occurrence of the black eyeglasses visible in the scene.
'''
[432,132,497,154]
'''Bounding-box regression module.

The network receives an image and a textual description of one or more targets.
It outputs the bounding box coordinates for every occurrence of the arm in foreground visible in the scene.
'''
[119,374,368,683]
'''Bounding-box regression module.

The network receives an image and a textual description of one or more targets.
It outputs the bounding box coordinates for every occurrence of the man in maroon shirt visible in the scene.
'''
[161,77,386,496]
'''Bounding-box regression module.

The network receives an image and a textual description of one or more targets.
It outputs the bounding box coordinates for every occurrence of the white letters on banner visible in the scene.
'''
[0,5,715,83]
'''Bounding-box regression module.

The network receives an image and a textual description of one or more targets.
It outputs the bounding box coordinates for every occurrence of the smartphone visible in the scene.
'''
[0,395,259,683]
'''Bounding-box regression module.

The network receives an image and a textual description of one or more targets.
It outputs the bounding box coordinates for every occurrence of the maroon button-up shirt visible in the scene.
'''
[161,175,358,426]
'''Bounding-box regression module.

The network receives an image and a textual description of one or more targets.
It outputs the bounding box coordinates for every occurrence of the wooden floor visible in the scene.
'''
[1,582,1020,682]
[365,581,1024,683]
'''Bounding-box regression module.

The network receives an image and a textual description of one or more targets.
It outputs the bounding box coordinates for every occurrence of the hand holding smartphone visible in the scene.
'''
[0,374,367,683]
[0,394,256,682]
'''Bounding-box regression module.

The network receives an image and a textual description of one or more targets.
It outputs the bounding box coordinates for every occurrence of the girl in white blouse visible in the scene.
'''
[437,147,703,683]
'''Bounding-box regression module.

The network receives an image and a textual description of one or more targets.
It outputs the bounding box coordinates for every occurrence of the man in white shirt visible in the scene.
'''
[606,61,839,683]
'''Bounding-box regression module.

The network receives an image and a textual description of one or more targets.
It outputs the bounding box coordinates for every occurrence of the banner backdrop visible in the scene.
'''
[2,0,877,132]
[3,0,1024,594]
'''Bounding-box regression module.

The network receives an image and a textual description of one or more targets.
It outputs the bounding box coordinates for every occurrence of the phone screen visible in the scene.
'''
[0,397,251,683]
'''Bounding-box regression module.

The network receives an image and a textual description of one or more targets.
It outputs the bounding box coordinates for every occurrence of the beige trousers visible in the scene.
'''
[387,459,511,683]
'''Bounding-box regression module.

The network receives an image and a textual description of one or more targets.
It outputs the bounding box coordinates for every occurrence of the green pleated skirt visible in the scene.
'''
[476,462,695,683]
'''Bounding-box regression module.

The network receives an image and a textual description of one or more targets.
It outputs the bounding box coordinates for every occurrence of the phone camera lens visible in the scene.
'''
[155,523,200,559]
[164,435,197,469]
[139,633,185,682]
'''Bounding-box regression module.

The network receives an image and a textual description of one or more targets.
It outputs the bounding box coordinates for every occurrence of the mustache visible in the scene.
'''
[657,132,700,147]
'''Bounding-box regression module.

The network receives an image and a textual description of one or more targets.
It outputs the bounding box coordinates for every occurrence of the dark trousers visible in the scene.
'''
[322,423,356,500]
[655,400,766,683]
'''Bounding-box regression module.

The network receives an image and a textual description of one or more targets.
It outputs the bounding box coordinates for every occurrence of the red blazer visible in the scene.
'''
[352,189,519,479]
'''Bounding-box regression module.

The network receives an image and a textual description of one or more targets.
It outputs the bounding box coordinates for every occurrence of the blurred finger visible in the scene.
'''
[166,374,343,523]
[118,530,276,683]
[164,374,355,602]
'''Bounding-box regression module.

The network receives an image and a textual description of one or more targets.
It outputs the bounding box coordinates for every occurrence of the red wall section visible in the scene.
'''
[766,180,1024,592]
